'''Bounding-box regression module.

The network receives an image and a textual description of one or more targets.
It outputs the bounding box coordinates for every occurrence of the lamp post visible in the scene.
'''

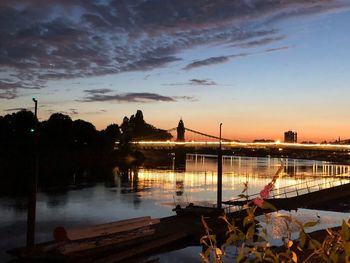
[217,123,223,209]
[32,97,37,118]
[27,97,38,249]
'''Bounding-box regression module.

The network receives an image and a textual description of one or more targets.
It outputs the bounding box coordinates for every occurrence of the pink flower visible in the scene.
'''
[260,183,274,199]
[253,197,264,208]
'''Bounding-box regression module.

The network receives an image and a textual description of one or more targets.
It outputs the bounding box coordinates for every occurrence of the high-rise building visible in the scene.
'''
[284,130,297,143]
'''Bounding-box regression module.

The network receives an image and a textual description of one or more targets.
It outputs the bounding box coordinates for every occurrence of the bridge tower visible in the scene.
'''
[176,119,185,142]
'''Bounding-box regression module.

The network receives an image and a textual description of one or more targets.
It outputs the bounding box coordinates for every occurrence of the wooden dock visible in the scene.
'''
[8,181,350,262]
[7,208,230,263]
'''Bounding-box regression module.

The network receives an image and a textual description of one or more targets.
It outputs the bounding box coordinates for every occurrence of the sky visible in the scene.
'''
[1,0,350,142]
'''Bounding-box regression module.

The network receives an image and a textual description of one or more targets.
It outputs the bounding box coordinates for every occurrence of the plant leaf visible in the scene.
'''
[303,221,319,228]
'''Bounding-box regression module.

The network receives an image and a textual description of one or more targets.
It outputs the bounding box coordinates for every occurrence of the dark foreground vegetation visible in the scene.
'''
[0,109,171,195]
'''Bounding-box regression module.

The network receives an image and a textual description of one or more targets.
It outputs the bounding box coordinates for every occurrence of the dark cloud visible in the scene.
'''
[0,0,348,98]
[69,108,79,115]
[184,54,247,70]
[264,46,290,53]
[3,107,27,112]
[184,56,230,70]
[84,88,113,94]
[0,90,17,99]
[164,79,217,86]
[183,45,290,70]
[124,56,181,71]
[173,96,197,102]
[82,92,177,103]
[237,36,286,48]
[189,79,217,86]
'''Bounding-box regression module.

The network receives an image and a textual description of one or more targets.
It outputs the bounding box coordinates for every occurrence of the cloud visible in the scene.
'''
[183,45,290,70]
[264,46,290,53]
[69,108,79,115]
[189,79,217,86]
[184,54,248,70]
[84,88,113,94]
[0,0,348,98]
[237,35,286,48]
[164,78,217,86]
[173,96,197,102]
[3,107,27,112]
[0,90,17,99]
[82,92,178,103]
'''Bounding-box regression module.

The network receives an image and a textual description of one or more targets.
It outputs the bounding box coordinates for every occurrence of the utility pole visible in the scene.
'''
[217,123,223,209]
[27,97,38,249]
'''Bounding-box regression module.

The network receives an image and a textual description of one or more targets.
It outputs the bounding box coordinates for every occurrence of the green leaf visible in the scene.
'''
[342,220,350,241]
[225,235,236,245]
[264,249,277,261]
[344,242,350,263]
[243,216,251,228]
[299,231,308,249]
[246,224,255,240]
[262,228,267,236]
[309,239,321,250]
[262,201,277,211]
[237,252,247,263]
[210,235,217,243]
[330,251,338,263]
[303,221,319,228]
[204,247,211,258]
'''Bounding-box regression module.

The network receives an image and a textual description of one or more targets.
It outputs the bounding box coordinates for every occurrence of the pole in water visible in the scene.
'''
[217,123,223,209]
[27,97,38,249]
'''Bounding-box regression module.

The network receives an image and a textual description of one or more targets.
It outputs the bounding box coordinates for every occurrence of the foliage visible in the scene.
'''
[200,164,350,263]
[0,109,166,194]
[120,110,172,142]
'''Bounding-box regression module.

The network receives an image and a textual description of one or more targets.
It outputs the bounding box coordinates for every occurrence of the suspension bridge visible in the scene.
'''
[133,119,350,152]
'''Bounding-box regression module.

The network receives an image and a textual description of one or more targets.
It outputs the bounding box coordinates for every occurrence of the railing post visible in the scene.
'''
[217,123,223,209]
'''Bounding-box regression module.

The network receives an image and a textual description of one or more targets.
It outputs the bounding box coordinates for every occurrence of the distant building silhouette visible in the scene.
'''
[176,119,185,142]
[284,130,297,143]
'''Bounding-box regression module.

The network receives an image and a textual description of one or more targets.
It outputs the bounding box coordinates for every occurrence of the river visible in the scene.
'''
[1,155,350,262]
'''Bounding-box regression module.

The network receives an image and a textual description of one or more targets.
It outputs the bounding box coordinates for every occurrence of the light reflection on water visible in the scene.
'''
[1,155,350,262]
[257,209,350,247]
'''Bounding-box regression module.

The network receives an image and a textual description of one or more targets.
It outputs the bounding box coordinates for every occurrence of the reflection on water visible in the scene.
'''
[1,155,350,262]
[256,208,350,247]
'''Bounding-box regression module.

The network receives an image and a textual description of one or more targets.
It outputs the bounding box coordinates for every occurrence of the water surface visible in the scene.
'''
[1,155,350,262]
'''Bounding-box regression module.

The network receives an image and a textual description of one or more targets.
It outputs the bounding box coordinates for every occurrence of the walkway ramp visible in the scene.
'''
[223,175,350,212]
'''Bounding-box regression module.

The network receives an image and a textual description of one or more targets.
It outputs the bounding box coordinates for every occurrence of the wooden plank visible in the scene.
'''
[54,217,160,241]
[57,228,155,255]
[93,232,189,263]
[67,219,159,241]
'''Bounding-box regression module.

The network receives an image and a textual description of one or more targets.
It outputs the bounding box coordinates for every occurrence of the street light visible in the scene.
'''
[27,97,38,249]
[32,97,37,118]
[217,123,223,209]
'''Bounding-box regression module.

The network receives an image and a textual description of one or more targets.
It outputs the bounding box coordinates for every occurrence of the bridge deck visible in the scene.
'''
[134,141,350,152]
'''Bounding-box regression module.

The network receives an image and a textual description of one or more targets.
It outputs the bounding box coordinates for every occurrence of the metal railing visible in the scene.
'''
[222,172,350,213]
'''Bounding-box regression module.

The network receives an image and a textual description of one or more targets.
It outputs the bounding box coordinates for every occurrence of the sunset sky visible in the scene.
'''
[1,0,350,142]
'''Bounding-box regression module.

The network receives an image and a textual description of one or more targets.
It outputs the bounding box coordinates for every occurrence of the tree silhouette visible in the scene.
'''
[121,110,172,141]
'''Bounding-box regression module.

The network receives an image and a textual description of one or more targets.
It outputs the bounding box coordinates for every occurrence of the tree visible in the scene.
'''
[120,110,172,141]
[100,124,121,151]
